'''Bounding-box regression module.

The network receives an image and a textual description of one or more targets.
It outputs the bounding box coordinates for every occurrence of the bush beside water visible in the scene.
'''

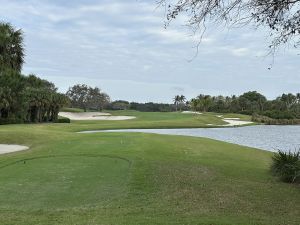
[271,150,300,183]
[252,113,300,125]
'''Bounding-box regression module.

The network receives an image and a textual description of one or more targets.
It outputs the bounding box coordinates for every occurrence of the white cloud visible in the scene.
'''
[231,48,250,57]
[143,65,152,71]
[1,0,298,102]
[145,28,191,43]
[145,27,214,45]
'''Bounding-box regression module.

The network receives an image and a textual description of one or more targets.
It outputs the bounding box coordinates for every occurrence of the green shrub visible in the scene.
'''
[263,110,295,120]
[271,150,300,183]
[252,113,300,125]
[55,117,71,123]
[0,117,24,125]
[239,110,254,115]
[60,107,84,113]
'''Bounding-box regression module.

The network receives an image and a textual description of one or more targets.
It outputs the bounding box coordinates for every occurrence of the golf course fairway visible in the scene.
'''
[0,111,299,225]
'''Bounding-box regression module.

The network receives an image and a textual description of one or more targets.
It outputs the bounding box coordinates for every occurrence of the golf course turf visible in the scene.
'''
[0,111,299,225]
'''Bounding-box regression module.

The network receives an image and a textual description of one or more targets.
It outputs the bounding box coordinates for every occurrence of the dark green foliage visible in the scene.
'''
[0,117,24,125]
[191,94,213,112]
[190,91,300,124]
[129,102,177,112]
[0,23,24,72]
[0,22,67,125]
[173,95,186,111]
[271,150,300,183]
[60,107,84,113]
[105,101,182,112]
[109,91,300,115]
[55,117,71,123]
[252,114,300,125]
[262,110,295,120]
[108,100,130,110]
[66,84,110,111]
[0,71,68,124]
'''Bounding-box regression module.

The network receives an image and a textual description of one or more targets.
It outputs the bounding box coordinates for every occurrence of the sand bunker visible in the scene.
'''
[222,118,253,126]
[182,111,203,115]
[59,112,136,121]
[0,144,29,155]
[207,117,253,127]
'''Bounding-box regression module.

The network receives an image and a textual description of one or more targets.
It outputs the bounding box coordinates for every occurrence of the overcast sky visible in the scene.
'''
[1,0,299,103]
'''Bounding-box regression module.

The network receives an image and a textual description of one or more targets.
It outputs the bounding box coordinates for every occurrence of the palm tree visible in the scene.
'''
[0,22,25,72]
[173,95,180,111]
[191,98,199,112]
[179,95,186,111]
[202,95,212,112]
[296,93,300,104]
[50,93,68,121]
[0,87,12,119]
[281,93,297,111]
[196,94,212,112]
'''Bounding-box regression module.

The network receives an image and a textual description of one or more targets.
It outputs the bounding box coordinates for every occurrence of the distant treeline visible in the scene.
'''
[190,91,300,124]
[106,100,187,112]
[105,92,300,124]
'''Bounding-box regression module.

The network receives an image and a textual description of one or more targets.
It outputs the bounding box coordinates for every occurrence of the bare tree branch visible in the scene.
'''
[159,0,300,50]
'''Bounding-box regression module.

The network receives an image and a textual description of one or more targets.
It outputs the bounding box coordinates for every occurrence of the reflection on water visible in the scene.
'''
[79,125,300,152]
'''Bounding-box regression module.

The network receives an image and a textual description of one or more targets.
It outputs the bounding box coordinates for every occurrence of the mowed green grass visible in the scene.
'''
[0,112,299,225]
[58,110,253,132]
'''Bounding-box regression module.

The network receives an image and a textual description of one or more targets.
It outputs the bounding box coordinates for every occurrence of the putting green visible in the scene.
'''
[0,155,130,210]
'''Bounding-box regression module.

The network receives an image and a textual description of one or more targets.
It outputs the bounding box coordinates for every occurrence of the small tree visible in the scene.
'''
[66,84,90,112]
[88,87,110,111]
[66,84,110,111]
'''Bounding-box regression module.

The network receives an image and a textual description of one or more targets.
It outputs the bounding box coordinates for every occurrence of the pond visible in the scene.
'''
[79,125,300,152]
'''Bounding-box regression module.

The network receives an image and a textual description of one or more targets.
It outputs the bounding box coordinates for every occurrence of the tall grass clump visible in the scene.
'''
[271,150,300,183]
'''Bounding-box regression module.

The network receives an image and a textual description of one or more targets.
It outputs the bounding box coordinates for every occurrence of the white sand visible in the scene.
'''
[207,117,253,127]
[182,111,203,115]
[222,119,253,126]
[59,112,136,121]
[0,144,29,155]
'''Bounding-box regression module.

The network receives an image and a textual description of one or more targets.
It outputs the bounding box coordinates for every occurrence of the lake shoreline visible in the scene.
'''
[79,125,300,152]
